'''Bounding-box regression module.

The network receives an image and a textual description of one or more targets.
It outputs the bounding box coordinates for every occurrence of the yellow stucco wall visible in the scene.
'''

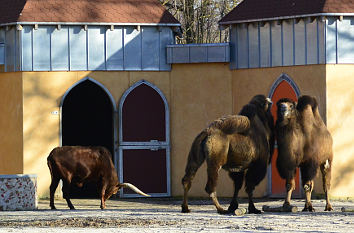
[0,72,23,174]
[326,65,354,198]
[1,62,352,199]
[21,71,171,196]
[230,65,328,196]
[170,63,234,198]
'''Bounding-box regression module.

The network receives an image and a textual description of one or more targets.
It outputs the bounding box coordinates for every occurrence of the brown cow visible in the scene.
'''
[47,146,149,210]
[276,96,333,211]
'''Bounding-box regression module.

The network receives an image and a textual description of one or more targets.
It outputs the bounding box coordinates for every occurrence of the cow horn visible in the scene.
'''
[120,183,150,197]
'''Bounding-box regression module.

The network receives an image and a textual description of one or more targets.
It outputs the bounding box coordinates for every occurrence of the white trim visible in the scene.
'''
[0,174,37,179]
[118,80,171,198]
[219,13,354,26]
[0,22,181,27]
[59,77,118,165]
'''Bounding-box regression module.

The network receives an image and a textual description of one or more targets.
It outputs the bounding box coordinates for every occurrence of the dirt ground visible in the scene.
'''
[0,197,353,232]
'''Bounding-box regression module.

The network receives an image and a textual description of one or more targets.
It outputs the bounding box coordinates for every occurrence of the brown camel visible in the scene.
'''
[275,96,333,211]
[181,95,274,214]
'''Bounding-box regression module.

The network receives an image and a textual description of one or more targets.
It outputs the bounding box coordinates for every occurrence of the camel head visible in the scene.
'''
[250,95,273,112]
[276,98,297,125]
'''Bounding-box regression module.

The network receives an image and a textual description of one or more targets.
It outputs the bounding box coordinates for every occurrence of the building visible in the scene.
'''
[0,0,353,200]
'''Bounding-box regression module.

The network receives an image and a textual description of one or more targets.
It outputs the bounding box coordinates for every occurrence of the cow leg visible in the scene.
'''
[49,177,60,210]
[205,165,227,214]
[245,162,266,214]
[99,182,107,210]
[321,160,333,211]
[227,171,244,213]
[62,180,75,210]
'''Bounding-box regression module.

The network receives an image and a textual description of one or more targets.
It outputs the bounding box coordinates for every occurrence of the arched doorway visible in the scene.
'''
[119,80,170,197]
[61,78,116,198]
[268,73,301,197]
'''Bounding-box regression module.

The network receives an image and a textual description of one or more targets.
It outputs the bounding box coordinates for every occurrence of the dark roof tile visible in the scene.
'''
[0,0,180,25]
[220,0,354,24]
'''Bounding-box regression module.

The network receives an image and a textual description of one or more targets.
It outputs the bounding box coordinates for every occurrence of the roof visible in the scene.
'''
[0,0,180,26]
[219,0,354,24]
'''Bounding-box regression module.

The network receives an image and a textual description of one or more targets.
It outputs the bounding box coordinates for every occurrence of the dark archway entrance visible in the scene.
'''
[61,79,114,198]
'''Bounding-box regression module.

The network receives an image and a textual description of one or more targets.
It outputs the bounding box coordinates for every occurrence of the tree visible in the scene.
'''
[159,0,242,44]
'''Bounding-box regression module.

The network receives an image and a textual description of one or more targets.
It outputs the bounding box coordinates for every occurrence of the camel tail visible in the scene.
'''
[183,130,208,177]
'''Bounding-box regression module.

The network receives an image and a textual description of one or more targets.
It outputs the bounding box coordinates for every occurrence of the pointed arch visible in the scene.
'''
[118,79,171,197]
[267,73,302,197]
[60,77,116,109]
[59,77,117,198]
[118,79,170,145]
[268,73,301,99]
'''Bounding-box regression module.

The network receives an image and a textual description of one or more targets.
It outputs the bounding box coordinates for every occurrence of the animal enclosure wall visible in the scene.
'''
[1,63,354,199]
[0,73,23,174]
[326,64,354,197]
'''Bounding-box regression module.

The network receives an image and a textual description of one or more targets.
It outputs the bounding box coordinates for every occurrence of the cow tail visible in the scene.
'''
[182,130,208,181]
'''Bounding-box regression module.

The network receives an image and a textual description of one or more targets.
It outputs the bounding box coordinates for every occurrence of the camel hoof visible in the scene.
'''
[217,209,229,215]
[302,206,315,212]
[181,205,191,213]
[248,208,261,214]
[325,205,333,211]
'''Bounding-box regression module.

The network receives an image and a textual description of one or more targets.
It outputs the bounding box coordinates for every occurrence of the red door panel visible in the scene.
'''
[270,80,301,197]
[122,149,167,195]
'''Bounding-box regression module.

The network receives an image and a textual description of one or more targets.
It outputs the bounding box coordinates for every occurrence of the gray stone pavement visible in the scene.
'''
[0,197,353,232]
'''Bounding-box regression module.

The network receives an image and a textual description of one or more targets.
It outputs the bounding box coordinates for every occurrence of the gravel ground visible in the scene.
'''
[0,197,353,232]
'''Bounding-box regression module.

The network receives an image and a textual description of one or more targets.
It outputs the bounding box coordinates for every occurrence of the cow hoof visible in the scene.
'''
[69,207,76,210]
[50,206,56,210]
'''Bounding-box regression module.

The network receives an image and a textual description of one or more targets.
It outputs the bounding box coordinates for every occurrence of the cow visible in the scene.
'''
[47,146,149,210]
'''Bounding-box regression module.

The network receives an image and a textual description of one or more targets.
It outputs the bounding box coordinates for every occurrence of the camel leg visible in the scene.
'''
[205,165,227,214]
[181,159,205,213]
[300,164,316,212]
[284,177,296,207]
[321,160,333,211]
[49,177,60,210]
[227,171,244,213]
[62,180,75,210]
[302,180,314,212]
[245,162,266,214]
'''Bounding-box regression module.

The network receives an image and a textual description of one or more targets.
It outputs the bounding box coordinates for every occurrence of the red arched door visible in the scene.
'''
[269,77,301,197]
[119,80,170,197]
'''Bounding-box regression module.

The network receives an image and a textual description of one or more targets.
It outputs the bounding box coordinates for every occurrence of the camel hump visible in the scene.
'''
[208,115,250,134]
[297,95,318,113]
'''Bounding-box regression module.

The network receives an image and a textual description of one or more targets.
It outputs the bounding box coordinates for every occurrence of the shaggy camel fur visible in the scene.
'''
[276,96,333,211]
[181,95,274,214]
